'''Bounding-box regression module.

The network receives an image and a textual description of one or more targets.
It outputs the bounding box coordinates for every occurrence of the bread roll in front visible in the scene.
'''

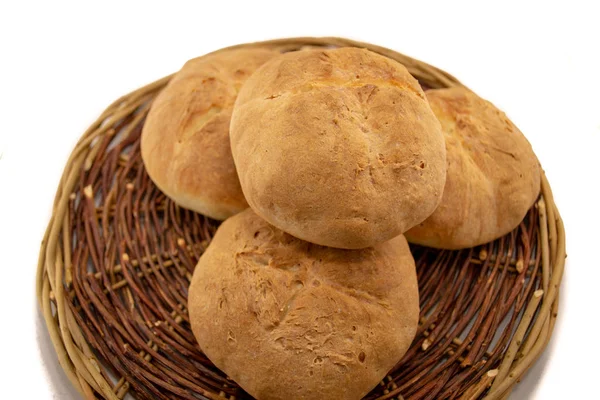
[405,87,541,249]
[230,48,446,249]
[141,48,278,220]
[188,209,419,400]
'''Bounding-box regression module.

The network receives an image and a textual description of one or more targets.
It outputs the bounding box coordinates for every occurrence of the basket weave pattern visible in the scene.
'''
[36,37,565,400]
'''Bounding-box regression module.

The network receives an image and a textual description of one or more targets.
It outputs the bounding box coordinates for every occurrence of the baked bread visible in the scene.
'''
[230,47,446,249]
[141,48,278,220]
[188,209,419,400]
[405,87,541,249]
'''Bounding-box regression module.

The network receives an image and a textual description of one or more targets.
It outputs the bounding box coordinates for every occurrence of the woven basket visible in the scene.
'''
[36,37,565,400]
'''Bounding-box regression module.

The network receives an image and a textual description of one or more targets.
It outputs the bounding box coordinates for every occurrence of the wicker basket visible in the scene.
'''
[36,37,565,400]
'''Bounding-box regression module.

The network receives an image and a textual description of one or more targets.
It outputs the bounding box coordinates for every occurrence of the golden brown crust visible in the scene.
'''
[188,209,419,400]
[141,48,279,220]
[230,48,446,249]
[405,87,541,249]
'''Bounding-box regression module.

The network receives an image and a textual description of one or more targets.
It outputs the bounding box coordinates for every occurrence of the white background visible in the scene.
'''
[1,1,598,399]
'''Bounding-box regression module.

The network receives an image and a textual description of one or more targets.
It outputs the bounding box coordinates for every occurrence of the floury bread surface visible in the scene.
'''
[405,87,541,249]
[230,47,446,249]
[141,48,279,220]
[188,209,419,400]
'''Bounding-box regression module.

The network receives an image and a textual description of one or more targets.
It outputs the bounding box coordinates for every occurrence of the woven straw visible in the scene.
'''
[36,37,565,400]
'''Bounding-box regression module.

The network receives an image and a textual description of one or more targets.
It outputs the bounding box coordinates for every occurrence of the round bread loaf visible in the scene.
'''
[405,87,541,249]
[188,209,419,400]
[141,48,278,220]
[230,48,446,249]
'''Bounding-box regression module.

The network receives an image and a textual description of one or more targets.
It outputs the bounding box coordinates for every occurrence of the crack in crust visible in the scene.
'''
[263,77,425,104]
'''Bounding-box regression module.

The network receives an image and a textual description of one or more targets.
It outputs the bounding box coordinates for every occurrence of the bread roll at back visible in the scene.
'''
[406,87,541,249]
[141,48,278,220]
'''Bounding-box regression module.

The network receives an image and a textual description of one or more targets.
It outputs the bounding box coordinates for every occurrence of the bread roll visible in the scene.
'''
[188,209,419,400]
[405,87,541,249]
[230,48,446,249]
[141,48,278,220]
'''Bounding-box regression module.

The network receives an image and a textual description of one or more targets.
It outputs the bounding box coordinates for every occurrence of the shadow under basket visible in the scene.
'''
[36,37,566,400]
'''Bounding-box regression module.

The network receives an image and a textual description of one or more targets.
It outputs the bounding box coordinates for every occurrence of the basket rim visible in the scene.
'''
[35,36,566,400]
